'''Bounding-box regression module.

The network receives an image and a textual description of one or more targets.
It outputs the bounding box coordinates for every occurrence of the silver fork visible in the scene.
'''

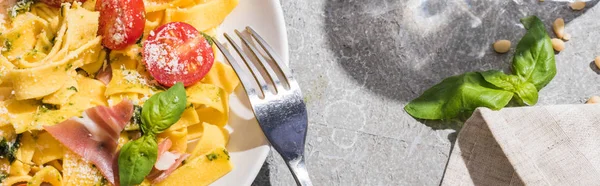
[215,27,313,186]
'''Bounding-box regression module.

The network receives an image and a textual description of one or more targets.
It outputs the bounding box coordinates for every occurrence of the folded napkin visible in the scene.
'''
[442,104,600,185]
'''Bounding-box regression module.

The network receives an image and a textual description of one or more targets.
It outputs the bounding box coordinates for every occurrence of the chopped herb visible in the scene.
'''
[206,153,218,161]
[8,0,33,18]
[0,172,7,183]
[200,32,214,45]
[99,177,109,186]
[3,40,12,52]
[40,103,59,112]
[0,134,22,163]
[67,86,78,92]
[136,34,144,47]
[68,102,74,106]
[223,149,230,160]
[127,105,143,131]
[65,63,72,71]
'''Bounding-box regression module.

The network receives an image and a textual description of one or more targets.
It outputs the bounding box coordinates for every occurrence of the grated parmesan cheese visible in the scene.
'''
[120,65,148,85]
[144,43,185,75]
[111,17,126,45]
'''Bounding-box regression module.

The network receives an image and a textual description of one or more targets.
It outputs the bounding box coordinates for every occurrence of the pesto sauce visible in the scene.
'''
[3,40,12,52]
[0,172,7,183]
[67,86,78,92]
[206,153,218,161]
[0,134,22,163]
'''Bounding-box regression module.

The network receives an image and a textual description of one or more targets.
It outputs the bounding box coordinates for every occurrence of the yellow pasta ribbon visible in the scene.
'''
[105,53,154,97]
[42,75,78,105]
[9,132,35,176]
[186,83,229,127]
[156,147,232,186]
[164,0,238,32]
[32,131,65,165]
[159,127,188,153]
[2,175,33,186]
[168,106,200,131]
[29,166,63,186]
[190,122,229,159]
[201,61,240,94]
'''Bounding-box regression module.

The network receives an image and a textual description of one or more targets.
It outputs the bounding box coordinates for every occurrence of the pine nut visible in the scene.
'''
[551,38,565,52]
[493,40,511,53]
[587,96,600,104]
[594,56,600,69]
[553,18,565,39]
[570,1,585,10]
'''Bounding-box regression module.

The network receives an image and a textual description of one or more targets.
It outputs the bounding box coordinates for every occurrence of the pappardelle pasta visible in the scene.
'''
[0,0,239,185]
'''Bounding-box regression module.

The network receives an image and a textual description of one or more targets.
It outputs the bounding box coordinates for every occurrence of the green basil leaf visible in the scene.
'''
[512,16,556,90]
[118,135,158,186]
[481,70,539,106]
[141,82,187,134]
[404,72,514,120]
[480,70,519,91]
[514,82,538,106]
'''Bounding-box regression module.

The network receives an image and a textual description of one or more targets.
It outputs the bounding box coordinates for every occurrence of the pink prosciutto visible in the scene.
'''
[96,63,113,85]
[147,139,190,184]
[44,100,134,185]
[0,0,16,21]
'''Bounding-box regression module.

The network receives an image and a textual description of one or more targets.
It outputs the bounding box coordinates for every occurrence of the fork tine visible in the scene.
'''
[246,27,298,89]
[223,33,271,97]
[214,38,260,98]
[235,30,285,93]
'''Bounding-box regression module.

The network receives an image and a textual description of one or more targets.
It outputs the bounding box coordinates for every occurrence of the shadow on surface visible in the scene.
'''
[589,60,600,75]
[324,0,598,130]
[251,161,272,186]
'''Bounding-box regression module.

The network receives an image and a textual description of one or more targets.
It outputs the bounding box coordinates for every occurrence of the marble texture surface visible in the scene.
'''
[252,0,600,185]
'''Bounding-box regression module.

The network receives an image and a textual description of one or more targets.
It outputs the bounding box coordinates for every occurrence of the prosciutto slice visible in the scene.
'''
[147,139,190,184]
[44,100,133,185]
[96,62,113,85]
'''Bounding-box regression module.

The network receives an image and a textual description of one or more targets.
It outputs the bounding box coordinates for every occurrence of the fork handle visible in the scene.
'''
[285,157,314,186]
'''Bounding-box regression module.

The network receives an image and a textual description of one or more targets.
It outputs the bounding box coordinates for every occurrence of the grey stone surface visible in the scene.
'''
[253,0,600,185]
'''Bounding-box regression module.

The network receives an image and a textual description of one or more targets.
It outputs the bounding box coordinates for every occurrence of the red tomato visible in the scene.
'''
[96,0,145,50]
[142,22,215,87]
[40,0,86,7]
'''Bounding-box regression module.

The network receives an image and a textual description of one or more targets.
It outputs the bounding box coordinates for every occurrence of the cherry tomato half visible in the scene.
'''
[142,22,215,87]
[96,0,145,50]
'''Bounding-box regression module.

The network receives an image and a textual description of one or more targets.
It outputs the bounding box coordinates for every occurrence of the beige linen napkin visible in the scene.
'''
[442,104,600,185]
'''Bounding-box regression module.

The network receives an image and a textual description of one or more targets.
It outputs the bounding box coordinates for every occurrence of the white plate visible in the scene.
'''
[211,0,289,185]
